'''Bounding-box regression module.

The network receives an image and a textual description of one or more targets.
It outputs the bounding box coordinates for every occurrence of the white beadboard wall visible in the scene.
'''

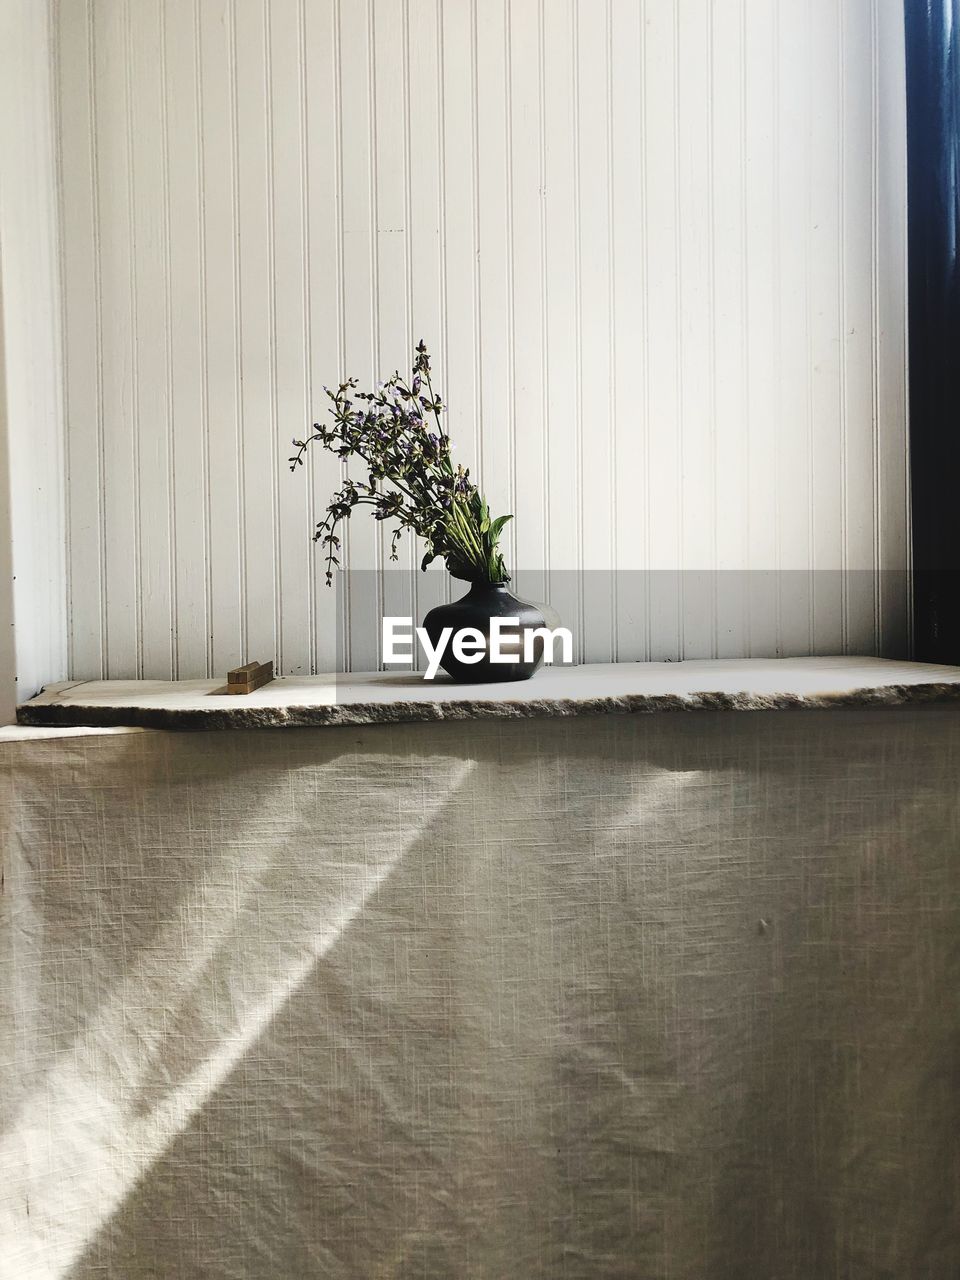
[1,0,67,711]
[55,0,909,678]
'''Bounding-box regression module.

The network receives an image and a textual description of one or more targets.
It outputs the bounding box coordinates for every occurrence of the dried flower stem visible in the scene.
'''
[290,341,512,586]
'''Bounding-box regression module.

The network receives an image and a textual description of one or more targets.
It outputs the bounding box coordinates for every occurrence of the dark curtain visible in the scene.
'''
[906,0,960,660]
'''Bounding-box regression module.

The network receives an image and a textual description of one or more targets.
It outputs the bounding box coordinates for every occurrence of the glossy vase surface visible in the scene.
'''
[422,582,547,682]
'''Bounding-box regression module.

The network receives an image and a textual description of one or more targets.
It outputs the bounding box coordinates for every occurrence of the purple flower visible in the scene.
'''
[294,342,511,588]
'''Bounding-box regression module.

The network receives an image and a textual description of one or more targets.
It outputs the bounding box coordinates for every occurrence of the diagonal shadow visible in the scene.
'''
[60,721,708,1280]
[0,728,477,1280]
[6,708,960,1279]
[1,726,368,1079]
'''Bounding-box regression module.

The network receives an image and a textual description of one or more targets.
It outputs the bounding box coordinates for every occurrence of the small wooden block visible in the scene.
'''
[225,660,274,694]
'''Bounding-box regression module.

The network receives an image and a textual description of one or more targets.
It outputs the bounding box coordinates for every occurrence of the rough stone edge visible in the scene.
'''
[16,680,960,732]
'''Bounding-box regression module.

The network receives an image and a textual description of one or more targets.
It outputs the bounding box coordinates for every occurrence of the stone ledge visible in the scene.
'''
[16,657,960,732]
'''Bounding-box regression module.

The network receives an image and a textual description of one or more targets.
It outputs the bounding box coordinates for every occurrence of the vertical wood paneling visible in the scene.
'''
[808,0,844,655]
[58,0,103,677]
[404,0,446,668]
[234,0,276,667]
[439,0,480,532]
[508,0,547,604]
[576,0,614,660]
[743,0,779,657]
[475,0,513,562]
[338,0,380,669]
[197,0,243,675]
[1,0,67,706]
[164,0,208,677]
[130,0,175,677]
[875,0,909,657]
[270,0,312,676]
[841,0,881,654]
[677,0,714,658]
[610,0,645,660]
[542,0,581,655]
[57,0,911,676]
[93,0,139,676]
[373,0,415,641]
[711,0,749,657]
[776,0,815,656]
[641,0,682,660]
[303,0,341,674]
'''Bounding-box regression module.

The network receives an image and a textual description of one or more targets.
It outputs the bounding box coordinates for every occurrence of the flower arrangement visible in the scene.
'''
[290,341,512,587]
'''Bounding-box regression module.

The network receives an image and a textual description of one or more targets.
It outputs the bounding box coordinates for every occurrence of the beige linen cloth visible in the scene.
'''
[1,707,958,1279]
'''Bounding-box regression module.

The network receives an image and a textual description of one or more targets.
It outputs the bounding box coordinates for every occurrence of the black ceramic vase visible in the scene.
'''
[422,582,547,682]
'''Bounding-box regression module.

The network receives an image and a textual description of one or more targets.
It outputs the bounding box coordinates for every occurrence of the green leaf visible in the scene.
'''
[488,513,513,543]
